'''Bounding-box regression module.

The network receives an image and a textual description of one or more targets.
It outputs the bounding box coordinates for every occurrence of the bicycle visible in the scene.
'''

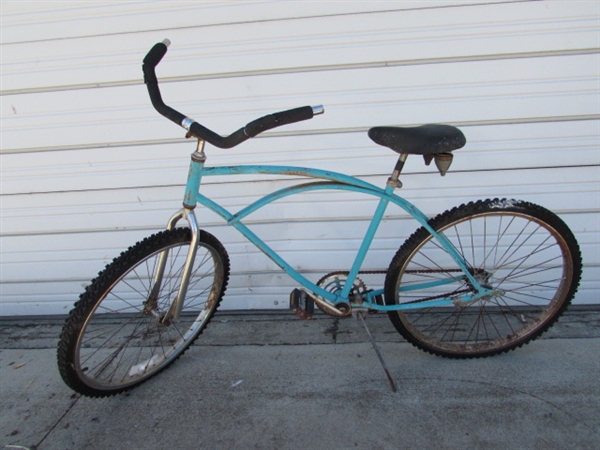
[57,40,582,398]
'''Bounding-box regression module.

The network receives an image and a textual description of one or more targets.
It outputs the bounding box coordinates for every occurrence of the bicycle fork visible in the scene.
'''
[147,208,200,324]
[147,141,206,324]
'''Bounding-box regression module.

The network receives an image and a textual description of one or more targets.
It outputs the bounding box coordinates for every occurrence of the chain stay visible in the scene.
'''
[315,268,469,315]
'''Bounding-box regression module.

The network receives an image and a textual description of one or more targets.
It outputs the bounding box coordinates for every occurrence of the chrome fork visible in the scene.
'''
[145,208,200,325]
[148,140,206,324]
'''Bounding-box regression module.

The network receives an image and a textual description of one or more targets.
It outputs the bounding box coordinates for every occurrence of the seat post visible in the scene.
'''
[387,153,408,189]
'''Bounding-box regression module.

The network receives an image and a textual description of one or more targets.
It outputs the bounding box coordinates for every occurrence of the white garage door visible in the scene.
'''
[1,1,598,316]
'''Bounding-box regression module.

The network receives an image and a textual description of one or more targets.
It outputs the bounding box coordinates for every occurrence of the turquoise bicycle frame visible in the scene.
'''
[163,142,491,320]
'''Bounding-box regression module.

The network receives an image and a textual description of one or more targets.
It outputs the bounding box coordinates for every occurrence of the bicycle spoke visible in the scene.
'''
[386,200,579,357]
[59,229,229,396]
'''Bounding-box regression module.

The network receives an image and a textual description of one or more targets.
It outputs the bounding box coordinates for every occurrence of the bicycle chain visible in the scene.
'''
[315,268,468,316]
[323,268,464,276]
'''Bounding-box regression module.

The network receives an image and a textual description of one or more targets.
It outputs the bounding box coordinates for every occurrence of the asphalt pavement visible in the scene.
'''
[1,308,598,450]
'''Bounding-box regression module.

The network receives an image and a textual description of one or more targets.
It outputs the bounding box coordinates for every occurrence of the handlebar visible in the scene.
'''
[142,40,323,149]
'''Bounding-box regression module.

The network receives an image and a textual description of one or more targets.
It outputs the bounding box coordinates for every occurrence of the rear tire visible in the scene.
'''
[384,199,581,358]
[57,228,229,397]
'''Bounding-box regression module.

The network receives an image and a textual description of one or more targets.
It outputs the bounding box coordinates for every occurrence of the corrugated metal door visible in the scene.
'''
[1,1,598,316]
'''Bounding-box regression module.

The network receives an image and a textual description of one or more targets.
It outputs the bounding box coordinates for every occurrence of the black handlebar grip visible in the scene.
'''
[141,40,322,148]
[244,106,314,138]
[142,39,170,84]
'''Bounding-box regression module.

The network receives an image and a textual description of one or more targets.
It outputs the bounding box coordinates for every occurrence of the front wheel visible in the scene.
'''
[57,228,229,397]
[384,199,581,358]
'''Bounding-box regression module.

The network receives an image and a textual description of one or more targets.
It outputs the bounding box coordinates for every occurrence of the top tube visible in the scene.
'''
[202,165,380,192]
[201,164,433,228]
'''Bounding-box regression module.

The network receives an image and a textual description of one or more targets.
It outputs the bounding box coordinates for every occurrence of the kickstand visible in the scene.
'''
[358,313,397,393]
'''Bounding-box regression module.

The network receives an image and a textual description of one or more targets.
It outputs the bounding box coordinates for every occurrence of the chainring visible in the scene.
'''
[315,271,368,317]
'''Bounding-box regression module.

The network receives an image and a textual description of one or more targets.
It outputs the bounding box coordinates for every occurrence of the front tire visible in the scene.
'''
[384,199,581,358]
[57,228,229,397]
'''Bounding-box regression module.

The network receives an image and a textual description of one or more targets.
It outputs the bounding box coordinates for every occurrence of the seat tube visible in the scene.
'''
[341,193,391,299]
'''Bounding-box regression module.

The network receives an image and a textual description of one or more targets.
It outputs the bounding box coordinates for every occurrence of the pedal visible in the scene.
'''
[290,289,314,319]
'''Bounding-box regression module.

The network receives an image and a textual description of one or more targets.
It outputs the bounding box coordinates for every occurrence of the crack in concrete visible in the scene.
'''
[32,395,81,450]
[324,318,340,343]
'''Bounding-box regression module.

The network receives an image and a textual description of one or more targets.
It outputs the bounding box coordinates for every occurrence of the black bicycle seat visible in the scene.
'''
[368,124,466,155]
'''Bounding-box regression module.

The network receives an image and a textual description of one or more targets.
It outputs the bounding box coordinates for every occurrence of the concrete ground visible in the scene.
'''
[1,308,598,450]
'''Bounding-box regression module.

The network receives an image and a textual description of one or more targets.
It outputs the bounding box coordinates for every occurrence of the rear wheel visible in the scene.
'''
[384,199,581,358]
[57,228,229,397]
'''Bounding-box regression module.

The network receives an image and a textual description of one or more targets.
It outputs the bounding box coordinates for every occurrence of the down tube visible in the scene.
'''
[195,192,339,302]
[194,185,418,303]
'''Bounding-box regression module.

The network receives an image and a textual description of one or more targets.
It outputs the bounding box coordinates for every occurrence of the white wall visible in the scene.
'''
[1,1,599,316]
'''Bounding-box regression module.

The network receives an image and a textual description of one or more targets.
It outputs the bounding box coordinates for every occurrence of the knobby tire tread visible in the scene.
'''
[57,228,229,397]
[384,198,582,359]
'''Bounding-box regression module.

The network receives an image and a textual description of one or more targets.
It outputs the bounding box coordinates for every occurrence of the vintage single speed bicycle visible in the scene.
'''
[58,40,582,397]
